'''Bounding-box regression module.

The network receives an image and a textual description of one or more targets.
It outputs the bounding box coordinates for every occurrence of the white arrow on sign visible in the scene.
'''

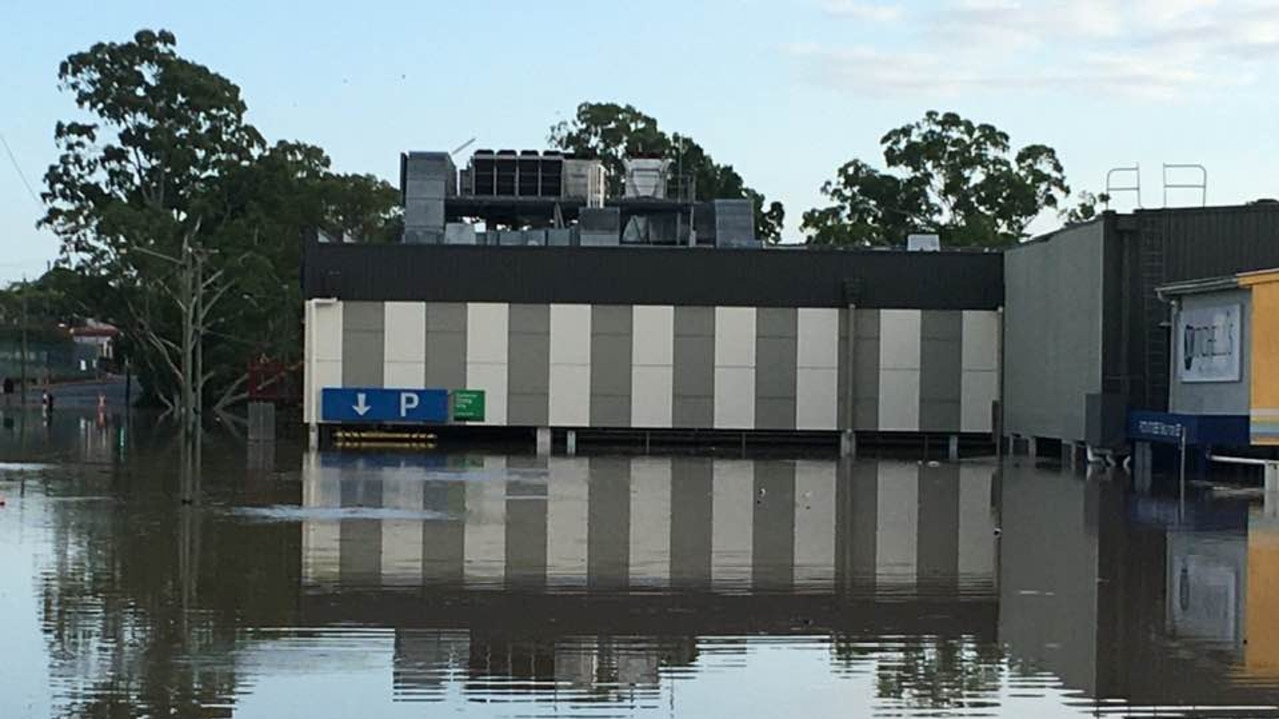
[353,393,371,416]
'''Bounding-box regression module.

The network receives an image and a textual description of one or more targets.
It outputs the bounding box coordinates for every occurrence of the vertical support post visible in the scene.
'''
[536,427,552,457]
[19,277,27,407]
[1134,441,1153,491]
[840,430,857,458]
[948,434,960,462]
[566,429,577,457]
[1178,426,1188,520]
[1027,436,1038,459]
[1266,461,1279,494]
[308,423,319,451]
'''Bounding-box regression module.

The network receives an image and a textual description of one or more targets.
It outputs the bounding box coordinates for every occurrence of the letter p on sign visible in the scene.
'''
[400,392,420,417]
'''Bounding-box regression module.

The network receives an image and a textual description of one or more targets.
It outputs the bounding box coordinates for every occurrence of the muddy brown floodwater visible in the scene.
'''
[2,408,1279,717]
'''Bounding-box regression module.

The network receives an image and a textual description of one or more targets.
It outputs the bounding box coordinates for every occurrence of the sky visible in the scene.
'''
[2,0,1278,282]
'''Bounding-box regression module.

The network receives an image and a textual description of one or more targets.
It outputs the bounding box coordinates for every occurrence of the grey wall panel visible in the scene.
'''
[588,457,631,590]
[421,480,465,584]
[673,307,715,428]
[1004,222,1105,442]
[505,460,548,588]
[753,462,796,590]
[305,242,1005,310]
[590,305,633,427]
[340,473,383,585]
[853,310,881,431]
[916,465,959,592]
[1169,289,1252,415]
[847,461,880,594]
[919,311,963,432]
[424,303,467,390]
[507,304,550,426]
[669,457,713,589]
[342,302,385,387]
[755,308,797,430]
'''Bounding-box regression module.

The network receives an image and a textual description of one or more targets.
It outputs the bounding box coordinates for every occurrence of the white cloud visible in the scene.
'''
[822,1,904,22]
[793,0,1279,100]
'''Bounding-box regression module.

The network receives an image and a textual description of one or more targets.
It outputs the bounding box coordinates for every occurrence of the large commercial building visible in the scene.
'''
[305,144,1279,458]
[303,243,1003,449]
[1001,203,1279,457]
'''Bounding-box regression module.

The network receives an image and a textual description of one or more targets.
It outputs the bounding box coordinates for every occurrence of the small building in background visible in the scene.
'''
[70,320,119,374]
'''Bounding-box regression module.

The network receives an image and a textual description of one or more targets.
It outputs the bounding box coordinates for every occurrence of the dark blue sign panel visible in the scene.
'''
[322,387,448,423]
[1127,411,1249,447]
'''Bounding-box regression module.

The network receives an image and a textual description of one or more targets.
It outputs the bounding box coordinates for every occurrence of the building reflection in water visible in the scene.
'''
[31,441,1279,716]
[998,460,1279,713]
[297,452,1001,708]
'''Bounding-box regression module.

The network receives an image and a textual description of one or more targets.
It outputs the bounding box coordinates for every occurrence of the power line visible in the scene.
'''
[0,131,41,207]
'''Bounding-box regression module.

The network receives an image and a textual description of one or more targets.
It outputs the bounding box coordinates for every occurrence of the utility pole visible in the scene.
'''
[20,277,28,406]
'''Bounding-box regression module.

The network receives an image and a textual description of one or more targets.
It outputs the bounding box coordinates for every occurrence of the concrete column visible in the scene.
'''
[1266,461,1279,494]
[948,435,960,462]
[840,430,857,458]
[308,424,319,450]
[1133,442,1153,491]
[536,427,552,457]
[566,430,577,457]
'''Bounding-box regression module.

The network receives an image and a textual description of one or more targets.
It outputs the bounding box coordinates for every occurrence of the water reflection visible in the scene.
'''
[298,455,998,597]
[9,432,1279,716]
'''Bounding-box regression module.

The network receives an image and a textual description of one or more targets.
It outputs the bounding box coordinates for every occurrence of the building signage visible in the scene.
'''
[321,388,449,423]
[1177,303,1242,383]
[452,389,486,421]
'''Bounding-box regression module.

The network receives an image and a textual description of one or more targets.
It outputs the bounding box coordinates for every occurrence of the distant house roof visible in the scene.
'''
[70,325,119,339]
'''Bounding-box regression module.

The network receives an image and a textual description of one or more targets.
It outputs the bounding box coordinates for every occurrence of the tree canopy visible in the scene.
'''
[549,102,785,243]
[803,111,1072,248]
[39,29,400,411]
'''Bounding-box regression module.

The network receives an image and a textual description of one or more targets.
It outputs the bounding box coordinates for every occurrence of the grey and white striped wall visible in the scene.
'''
[304,300,1000,435]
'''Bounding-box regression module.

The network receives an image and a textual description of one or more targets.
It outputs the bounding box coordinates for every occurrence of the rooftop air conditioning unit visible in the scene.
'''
[907,234,941,252]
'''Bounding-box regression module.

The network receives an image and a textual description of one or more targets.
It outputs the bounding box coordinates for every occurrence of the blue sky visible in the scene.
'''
[2,0,1278,282]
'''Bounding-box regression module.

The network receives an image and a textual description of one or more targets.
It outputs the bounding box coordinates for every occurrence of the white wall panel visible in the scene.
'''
[384,302,427,362]
[962,310,1000,371]
[312,301,344,361]
[546,458,590,590]
[629,457,672,588]
[714,307,757,366]
[466,302,509,425]
[962,371,999,433]
[711,459,754,590]
[550,366,591,427]
[714,368,756,429]
[305,300,343,424]
[464,457,507,587]
[793,460,837,590]
[631,365,674,428]
[714,307,756,429]
[632,305,675,365]
[879,370,921,431]
[301,452,341,584]
[796,368,839,430]
[550,304,592,365]
[879,309,922,432]
[381,470,424,585]
[961,310,1000,434]
[797,308,840,369]
[549,304,591,426]
[957,465,997,583]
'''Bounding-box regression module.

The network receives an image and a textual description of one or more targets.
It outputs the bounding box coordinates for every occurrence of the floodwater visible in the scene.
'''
[3,411,1279,717]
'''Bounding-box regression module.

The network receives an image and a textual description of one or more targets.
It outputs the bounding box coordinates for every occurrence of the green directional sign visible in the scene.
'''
[452,389,486,422]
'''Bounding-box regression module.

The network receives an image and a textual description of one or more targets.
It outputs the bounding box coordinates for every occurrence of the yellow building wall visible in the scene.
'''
[1239,271,1279,445]
[1247,519,1279,677]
